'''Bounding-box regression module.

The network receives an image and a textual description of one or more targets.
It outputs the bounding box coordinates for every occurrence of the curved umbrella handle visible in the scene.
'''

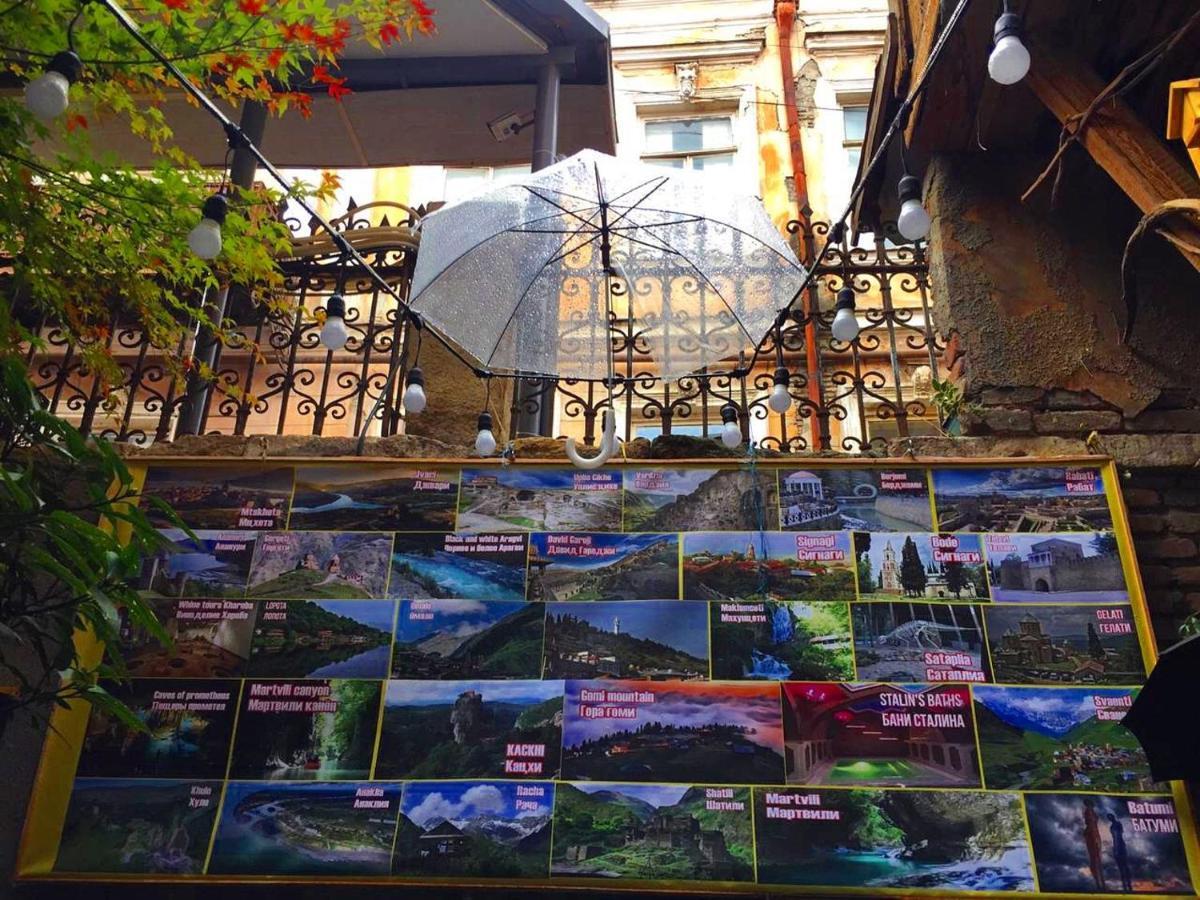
[565,411,617,469]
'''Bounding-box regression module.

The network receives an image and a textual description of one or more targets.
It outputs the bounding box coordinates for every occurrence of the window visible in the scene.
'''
[641,117,735,171]
[442,164,531,203]
[842,106,868,180]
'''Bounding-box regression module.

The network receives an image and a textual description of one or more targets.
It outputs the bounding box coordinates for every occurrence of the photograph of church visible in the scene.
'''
[856,533,989,602]
[983,605,1145,685]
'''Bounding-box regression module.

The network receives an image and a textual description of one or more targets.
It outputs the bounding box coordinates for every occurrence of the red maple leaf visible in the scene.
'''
[66,114,89,132]
[237,0,265,14]
[311,64,333,83]
[378,22,400,45]
[266,47,285,68]
[325,77,351,100]
[162,0,189,9]
[279,21,315,43]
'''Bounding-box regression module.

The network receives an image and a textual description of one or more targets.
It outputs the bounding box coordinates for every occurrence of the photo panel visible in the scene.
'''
[141,464,294,530]
[984,604,1145,685]
[709,600,854,681]
[781,682,981,788]
[851,602,991,683]
[855,532,989,603]
[753,787,1034,891]
[527,532,679,601]
[682,531,855,602]
[117,597,256,678]
[623,468,780,532]
[376,679,564,780]
[289,464,458,531]
[780,467,932,531]
[247,599,395,679]
[246,531,392,600]
[388,532,528,601]
[393,780,555,879]
[208,781,400,875]
[561,680,786,785]
[392,599,545,680]
[543,600,708,680]
[985,532,1129,603]
[139,529,256,599]
[551,782,754,883]
[457,468,622,532]
[933,466,1112,532]
[54,778,221,875]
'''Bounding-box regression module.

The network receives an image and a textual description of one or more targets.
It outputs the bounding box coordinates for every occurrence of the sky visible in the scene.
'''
[309,599,396,633]
[933,467,1102,499]
[562,680,784,749]
[386,678,563,708]
[973,686,1138,737]
[531,532,676,570]
[984,532,1112,560]
[984,605,1134,642]
[546,600,709,658]
[574,782,690,808]
[862,532,983,572]
[401,781,553,829]
[393,599,527,642]
[145,464,293,492]
[683,530,851,561]
[624,468,717,497]
[463,468,619,491]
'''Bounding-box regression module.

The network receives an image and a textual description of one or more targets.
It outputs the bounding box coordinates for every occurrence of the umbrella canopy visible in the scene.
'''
[409,149,807,382]
[1122,634,1200,782]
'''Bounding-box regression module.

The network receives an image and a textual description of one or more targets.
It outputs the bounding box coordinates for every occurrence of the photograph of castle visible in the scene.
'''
[779,468,932,532]
[983,605,1145,685]
[933,467,1112,533]
[781,683,981,788]
[851,602,991,683]
[985,533,1128,602]
[682,531,855,602]
[246,531,392,600]
[622,468,780,532]
[457,469,622,532]
[551,783,753,882]
[527,532,678,601]
[856,532,989,602]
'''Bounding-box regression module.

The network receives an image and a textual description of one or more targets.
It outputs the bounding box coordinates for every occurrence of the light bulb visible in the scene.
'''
[831,287,860,343]
[768,367,792,414]
[719,404,741,449]
[988,14,1030,85]
[320,293,348,351]
[24,51,81,123]
[188,194,228,260]
[475,412,497,456]
[896,174,931,242]
[403,367,426,414]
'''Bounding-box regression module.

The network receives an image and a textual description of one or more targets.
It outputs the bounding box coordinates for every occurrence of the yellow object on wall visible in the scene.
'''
[1167,79,1200,179]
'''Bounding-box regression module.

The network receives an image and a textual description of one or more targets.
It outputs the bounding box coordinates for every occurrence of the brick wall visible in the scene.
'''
[969,387,1200,440]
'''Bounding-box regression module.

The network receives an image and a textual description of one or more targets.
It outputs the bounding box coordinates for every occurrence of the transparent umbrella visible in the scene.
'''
[409,149,807,463]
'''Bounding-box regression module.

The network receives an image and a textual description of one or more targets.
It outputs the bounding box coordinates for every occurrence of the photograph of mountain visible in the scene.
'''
[561,680,785,784]
[852,602,991,683]
[683,531,855,601]
[551,783,754,883]
[117,597,256,678]
[376,679,564,779]
[228,678,382,780]
[76,678,237,780]
[933,466,1112,533]
[985,532,1128,602]
[457,468,622,532]
[622,468,780,532]
[709,600,853,681]
[141,464,294,530]
[139,529,256,599]
[391,599,545,679]
[389,532,528,600]
[246,531,391,599]
[247,599,395,678]
[857,532,989,602]
[543,600,708,679]
[983,604,1145,685]
[780,468,932,531]
[1025,793,1193,894]
[207,781,400,875]
[973,685,1154,791]
[781,683,981,787]
[754,787,1034,891]
[392,780,554,878]
[528,533,679,601]
[54,778,221,875]
[288,464,458,531]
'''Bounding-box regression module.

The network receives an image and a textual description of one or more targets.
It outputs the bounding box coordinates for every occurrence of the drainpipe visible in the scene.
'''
[775,0,822,449]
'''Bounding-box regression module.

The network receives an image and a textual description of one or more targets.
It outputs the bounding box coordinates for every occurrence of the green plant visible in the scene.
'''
[929,376,981,436]
[0,356,185,729]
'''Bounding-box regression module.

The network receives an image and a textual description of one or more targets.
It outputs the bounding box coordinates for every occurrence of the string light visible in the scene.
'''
[831,287,861,343]
[989,7,1031,85]
[187,193,227,260]
[474,411,497,456]
[720,403,742,449]
[768,366,792,414]
[319,294,349,351]
[402,366,427,414]
[896,174,931,243]
[25,51,82,122]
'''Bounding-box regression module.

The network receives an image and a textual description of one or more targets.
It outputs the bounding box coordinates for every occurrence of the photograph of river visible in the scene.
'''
[247,599,395,678]
[388,532,528,600]
[139,529,256,599]
[288,464,458,531]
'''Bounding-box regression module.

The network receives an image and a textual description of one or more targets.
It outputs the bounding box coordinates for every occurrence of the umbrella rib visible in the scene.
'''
[601,176,670,228]
[523,186,601,231]
[618,204,807,274]
[610,215,707,229]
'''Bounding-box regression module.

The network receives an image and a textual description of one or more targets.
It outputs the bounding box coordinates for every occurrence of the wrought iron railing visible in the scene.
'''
[12,202,941,453]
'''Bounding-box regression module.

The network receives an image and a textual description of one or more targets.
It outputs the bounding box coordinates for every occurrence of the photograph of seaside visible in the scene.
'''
[141,464,293,530]
[780,468,932,531]
[622,468,779,532]
[388,532,528,600]
[289,464,458,531]
[933,467,1112,532]
[527,532,679,601]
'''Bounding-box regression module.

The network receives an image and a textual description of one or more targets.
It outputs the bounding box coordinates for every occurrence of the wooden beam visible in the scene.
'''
[1026,40,1200,272]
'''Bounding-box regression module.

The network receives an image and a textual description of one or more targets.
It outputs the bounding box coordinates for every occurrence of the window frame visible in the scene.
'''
[638,114,738,171]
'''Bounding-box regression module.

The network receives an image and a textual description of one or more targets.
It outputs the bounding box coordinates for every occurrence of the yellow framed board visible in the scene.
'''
[15,455,1200,896]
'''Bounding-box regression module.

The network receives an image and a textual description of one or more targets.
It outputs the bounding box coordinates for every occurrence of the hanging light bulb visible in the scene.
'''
[768,367,792,414]
[403,366,427,414]
[24,51,82,123]
[187,194,227,260]
[720,403,742,449]
[831,287,861,343]
[319,294,349,351]
[474,412,497,456]
[896,174,931,243]
[988,12,1031,85]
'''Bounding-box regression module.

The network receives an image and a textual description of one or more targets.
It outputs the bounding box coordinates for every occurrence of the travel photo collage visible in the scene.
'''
[41,462,1197,895]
